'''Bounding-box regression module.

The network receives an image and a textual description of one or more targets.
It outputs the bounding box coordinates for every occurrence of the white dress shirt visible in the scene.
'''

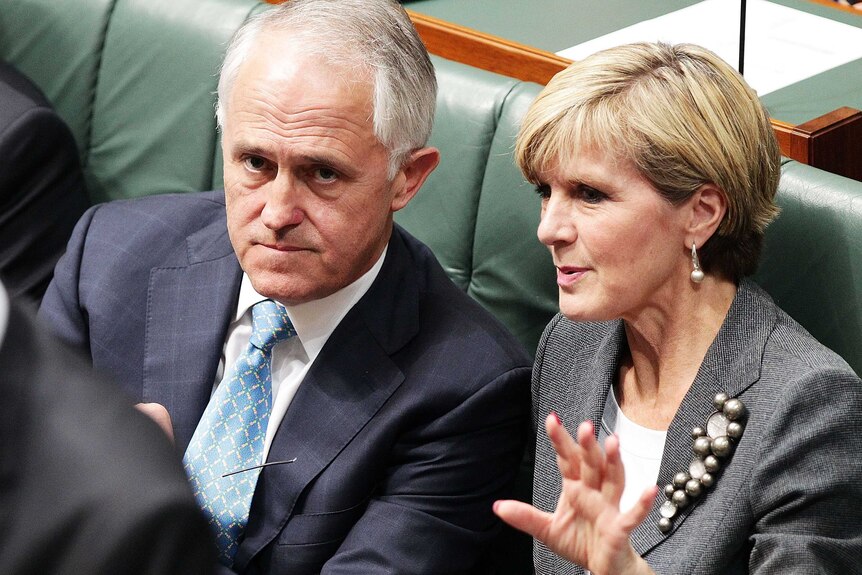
[216,246,387,462]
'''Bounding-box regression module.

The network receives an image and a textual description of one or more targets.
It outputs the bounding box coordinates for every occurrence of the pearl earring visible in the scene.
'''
[690,243,705,283]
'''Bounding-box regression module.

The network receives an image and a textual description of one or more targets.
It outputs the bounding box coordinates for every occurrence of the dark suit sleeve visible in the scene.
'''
[0,65,89,303]
[748,368,862,572]
[38,203,101,352]
[0,299,216,574]
[321,365,531,574]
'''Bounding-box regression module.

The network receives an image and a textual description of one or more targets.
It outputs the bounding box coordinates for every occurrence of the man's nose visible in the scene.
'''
[260,175,304,229]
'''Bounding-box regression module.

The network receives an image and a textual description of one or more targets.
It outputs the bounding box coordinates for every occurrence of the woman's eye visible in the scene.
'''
[244,156,267,171]
[579,185,606,204]
[314,167,338,182]
[534,184,551,199]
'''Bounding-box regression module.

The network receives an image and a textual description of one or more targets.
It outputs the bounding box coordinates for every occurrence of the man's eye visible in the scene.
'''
[534,184,551,199]
[314,167,338,182]
[244,156,267,171]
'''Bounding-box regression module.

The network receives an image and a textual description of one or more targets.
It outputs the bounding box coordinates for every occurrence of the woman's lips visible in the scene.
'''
[556,266,588,287]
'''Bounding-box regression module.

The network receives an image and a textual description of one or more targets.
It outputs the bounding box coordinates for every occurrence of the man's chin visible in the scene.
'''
[247,270,330,306]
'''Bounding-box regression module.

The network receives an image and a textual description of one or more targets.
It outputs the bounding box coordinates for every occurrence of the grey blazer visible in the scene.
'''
[532,280,862,574]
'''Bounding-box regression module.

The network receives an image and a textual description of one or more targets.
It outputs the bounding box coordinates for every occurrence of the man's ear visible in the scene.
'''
[390,147,440,212]
[686,183,727,248]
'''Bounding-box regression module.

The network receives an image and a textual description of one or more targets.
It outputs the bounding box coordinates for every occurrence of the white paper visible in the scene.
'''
[556,0,862,95]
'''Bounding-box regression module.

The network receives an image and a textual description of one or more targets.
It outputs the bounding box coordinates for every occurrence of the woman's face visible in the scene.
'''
[536,145,690,323]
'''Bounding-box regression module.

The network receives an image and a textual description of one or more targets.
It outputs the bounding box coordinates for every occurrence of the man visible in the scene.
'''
[40,0,531,573]
[0,60,89,303]
[0,281,214,573]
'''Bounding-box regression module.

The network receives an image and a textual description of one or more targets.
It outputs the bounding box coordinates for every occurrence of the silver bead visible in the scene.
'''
[689,458,706,479]
[713,392,729,410]
[700,472,715,488]
[711,436,733,458]
[692,426,706,439]
[673,472,691,489]
[660,500,678,519]
[664,484,675,498]
[685,478,703,498]
[704,455,721,473]
[658,517,673,533]
[727,421,744,440]
[690,269,705,283]
[723,398,746,421]
[693,436,712,456]
[672,489,690,508]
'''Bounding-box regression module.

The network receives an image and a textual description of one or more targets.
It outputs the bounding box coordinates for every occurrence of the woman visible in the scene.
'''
[493,42,862,574]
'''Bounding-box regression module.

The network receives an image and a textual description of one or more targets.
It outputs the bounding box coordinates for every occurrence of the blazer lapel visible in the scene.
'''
[562,321,625,433]
[236,226,420,571]
[143,215,242,452]
[630,280,776,556]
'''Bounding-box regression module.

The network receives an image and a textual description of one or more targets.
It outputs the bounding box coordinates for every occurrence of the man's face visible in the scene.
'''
[222,33,435,305]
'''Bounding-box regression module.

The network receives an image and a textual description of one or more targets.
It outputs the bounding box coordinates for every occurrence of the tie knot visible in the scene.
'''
[249,300,296,351]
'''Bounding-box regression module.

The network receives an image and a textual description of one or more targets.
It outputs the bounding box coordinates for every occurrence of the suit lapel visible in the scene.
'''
[143,214,242,452]
[630,280,776,556]
[236,226,420,570]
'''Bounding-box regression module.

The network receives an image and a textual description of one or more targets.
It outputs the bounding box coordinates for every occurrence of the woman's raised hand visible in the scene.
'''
[493,413,657,575]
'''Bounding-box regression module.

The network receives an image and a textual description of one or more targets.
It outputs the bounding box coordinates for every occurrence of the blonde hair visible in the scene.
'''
[516,42,780,280]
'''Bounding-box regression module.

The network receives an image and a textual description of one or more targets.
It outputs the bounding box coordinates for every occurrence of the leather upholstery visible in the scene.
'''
[754,159,862,374]
[1,0,858,367]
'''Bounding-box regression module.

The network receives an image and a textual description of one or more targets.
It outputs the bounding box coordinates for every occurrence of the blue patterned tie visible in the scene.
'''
[183,299,296,566]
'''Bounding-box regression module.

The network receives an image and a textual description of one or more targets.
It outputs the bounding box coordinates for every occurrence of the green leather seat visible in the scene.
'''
[754,159,862,374]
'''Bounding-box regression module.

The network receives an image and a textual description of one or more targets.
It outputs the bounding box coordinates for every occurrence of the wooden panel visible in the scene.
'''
[793,107,862,181]
[806,0,862,16]
[406,10,570,85]
[263,0,862,180]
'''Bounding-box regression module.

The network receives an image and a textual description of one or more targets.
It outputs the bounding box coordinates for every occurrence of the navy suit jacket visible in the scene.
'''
[41,190,532,574]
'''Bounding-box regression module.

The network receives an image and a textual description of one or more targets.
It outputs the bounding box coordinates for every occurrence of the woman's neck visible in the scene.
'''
[615,276,737,430]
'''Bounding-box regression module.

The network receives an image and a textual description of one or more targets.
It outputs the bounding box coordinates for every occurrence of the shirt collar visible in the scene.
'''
[235,244,388,362]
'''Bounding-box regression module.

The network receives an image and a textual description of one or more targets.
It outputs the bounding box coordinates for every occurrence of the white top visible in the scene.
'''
[216,246,387,461]
[599,385,667,513]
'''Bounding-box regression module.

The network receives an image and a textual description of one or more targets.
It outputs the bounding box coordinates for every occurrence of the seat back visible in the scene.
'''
[754,159,862,374]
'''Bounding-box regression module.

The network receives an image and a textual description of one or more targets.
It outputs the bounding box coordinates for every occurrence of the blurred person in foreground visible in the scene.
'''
[0,280,213,574]
[40,0,530,573]
[493,42,862,574]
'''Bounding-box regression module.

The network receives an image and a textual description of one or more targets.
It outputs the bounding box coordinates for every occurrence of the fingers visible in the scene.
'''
[546,412,581,479]
[135,402,175,443]
[602,433,625,503]
[493,499,553,542]
[619,484,658,533]
[576,420,604,489]
[546,415,604,490]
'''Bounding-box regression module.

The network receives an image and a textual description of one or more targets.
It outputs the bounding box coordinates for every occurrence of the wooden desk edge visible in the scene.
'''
[263,1,861,181]
[407,9,861,181]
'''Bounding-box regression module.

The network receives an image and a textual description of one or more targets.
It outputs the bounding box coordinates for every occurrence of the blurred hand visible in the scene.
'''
[135,402,175,444]
[494,413,656,575]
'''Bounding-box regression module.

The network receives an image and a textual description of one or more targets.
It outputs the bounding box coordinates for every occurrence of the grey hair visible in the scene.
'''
[216,0,437,179]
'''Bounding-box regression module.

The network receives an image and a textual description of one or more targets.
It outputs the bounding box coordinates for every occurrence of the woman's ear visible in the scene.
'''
[686,183,727,248]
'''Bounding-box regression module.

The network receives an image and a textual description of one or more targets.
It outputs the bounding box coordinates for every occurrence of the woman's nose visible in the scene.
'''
[537,194,575,246]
